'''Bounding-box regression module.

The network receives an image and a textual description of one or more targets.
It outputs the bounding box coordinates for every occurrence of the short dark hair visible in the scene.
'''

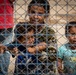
[14,22,35,39]
[65,21,76,37]
[28,0,50,14]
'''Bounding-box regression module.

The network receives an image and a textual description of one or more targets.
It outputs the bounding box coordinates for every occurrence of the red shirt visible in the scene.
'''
[0,0,14,29]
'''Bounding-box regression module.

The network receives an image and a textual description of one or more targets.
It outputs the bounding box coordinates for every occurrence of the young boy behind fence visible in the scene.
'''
[58,21,76,75]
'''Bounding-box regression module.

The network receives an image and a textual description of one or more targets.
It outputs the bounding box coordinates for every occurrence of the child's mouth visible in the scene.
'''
[72,41,76,44]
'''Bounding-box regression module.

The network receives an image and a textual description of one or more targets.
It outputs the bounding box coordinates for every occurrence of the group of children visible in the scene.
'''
[12,0,56,74]
[0,0,76,75]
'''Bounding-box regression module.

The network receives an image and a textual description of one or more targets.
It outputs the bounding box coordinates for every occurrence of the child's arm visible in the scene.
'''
[58,58,65,75]
[0,44,18,57]
[27,42,47,54]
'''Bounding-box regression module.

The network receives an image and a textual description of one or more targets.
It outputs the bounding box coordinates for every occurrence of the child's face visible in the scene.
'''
[67,26,76,45]
[18,30,35,46]
[28,5,45,25]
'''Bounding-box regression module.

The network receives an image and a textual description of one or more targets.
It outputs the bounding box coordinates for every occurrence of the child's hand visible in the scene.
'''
[27,47,36,54]
[0,44,7,54]
[27,42,47,54]
[36,42,47,51]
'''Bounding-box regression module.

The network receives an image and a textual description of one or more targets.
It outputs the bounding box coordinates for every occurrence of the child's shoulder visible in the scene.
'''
[16,22,28,27]
[42,26,55,34]
[59,43,68,51]
[15,22,28,31]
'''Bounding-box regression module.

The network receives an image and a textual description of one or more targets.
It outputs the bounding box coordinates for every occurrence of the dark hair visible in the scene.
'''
[14,22,35,39]
[28,0,50,14]
[65,21,76,37]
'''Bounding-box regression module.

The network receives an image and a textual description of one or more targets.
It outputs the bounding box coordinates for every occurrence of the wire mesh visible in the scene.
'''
[0,0,76,75]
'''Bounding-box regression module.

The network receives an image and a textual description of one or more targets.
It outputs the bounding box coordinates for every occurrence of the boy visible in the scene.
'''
[14,0,57,75]
[58,21,76,75]
[9,22,36,75]
[13,22,49,75]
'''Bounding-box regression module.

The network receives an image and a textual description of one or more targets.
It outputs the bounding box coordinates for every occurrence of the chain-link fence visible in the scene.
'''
[0,0,76,75]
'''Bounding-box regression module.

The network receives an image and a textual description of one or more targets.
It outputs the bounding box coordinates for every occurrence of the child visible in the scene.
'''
[13,22,50,75]
[58,21,76,75]
[27,0,57,75]
[14,0,57,75]
[7,22,36,75]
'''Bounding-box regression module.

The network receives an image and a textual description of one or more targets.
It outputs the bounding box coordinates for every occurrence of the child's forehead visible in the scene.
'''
[68,26,76,32]
[69,26,76,29]
[25,30,34,35]
[67,24,76,29]
[30,5,45,11]
[68,26,76,29]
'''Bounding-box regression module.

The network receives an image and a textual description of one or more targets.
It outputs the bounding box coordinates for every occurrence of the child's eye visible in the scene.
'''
[69,33,76,36]
[38,12,45,16]
[38,12,43,15]
[31,36,34,38]
[31,10,35,14]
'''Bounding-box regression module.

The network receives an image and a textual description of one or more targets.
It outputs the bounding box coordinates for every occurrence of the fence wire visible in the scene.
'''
[0,0,76,75]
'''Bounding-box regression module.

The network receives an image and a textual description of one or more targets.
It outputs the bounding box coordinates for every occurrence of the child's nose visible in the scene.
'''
[30,38,34,43]
[34,13,39,18]
[34,15,38,19]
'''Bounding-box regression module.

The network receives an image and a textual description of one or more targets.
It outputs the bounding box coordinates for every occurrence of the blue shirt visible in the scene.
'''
[58,43,76,75]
